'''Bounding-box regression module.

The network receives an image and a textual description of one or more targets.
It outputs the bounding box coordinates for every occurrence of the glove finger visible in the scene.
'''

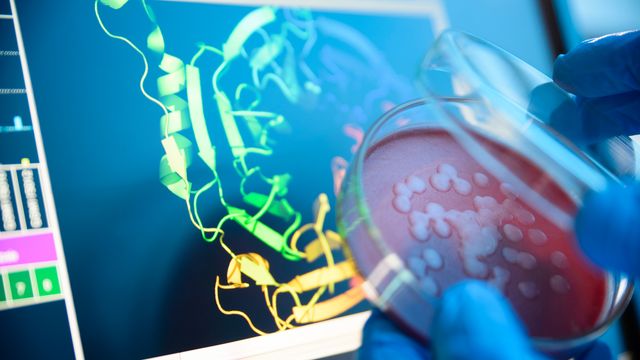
[553,30,640,98]
[577,340,613,360]
[576,181,640,276]
[359,309,431,360]
[431,281,544,360]
[527,82,582,144]
[527,84,640,145]
[576,91,640,143]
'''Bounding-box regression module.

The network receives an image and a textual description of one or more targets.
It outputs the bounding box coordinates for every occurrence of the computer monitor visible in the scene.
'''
[1,1,558,358]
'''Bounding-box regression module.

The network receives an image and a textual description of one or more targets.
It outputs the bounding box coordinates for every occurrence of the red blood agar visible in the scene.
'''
[360,128,607,339]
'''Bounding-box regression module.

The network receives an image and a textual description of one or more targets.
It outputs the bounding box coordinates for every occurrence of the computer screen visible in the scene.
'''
[1,1,555,358]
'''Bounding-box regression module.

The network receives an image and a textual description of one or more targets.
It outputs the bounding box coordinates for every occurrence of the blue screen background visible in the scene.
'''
[9,1,593,358]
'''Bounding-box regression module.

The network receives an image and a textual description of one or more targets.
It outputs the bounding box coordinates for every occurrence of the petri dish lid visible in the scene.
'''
[417,30,632,230]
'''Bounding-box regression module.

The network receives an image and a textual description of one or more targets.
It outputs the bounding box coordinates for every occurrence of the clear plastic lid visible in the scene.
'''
[418,31,635,229]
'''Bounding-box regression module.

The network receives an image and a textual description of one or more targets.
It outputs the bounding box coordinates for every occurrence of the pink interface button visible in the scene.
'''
[0,232,57,268]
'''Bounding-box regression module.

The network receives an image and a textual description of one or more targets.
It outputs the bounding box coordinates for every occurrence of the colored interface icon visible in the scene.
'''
[9,270,33,300]
[35,266,61,297]
[0,265,62,306]
[0,275,4,302]
[0,233,63,308]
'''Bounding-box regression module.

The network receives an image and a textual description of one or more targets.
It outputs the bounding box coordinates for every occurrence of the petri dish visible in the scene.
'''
[337,31,634,357]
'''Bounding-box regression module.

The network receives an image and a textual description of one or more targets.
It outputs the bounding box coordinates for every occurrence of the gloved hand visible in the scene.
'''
[360,281,610,360]
[360,31,640,360]
[554,30,640,277]
[360,281,546,360]
[553,30,640,145]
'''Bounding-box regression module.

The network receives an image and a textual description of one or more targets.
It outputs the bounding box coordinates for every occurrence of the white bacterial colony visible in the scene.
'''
[550,251,569,269]
[452,213,500,277]
[501,247,519,263]
[390,163,571,300]
[409,203,452,241]
[501,247,537,270]
[408,256,427,275]
[516,252,537,270]
[488,266,510,292]
[409,221,430,242]
[430,163,472,195]
[407,247,443,296]
[500,183,516,199]
[518,281,540,299]
[404,177,541,278]
[473,172,489,187]
[406,175,427,193]
[420,277,439,296]
[423,248,443,270]
[516,209,536,225]
[550,275,571,294]
[503,223,523,242]
[548,252,571,295]
[528,228,548,245]
[393,196,411,214]
[392,175,427,214]
[409,194,525,278]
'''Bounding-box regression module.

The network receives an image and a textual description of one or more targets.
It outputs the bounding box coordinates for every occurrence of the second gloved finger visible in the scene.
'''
[553,30,640,98]
[359,309,431,360]
[576,180,640,277]
[576,91,640,143]
[430,281,544,360]
[527,84,640,145]
[578,340,613,360]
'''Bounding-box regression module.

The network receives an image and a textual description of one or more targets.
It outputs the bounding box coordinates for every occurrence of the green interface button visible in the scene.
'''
[8,270,34,300]
[0,275,6,302]
[35,266,61,296]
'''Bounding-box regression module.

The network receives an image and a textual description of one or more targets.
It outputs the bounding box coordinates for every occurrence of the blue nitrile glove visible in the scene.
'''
[429,282,543,360]
[554,30,640,277]
[576,180,640,276]
[359,281,610,359]
[553,30,640,145]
